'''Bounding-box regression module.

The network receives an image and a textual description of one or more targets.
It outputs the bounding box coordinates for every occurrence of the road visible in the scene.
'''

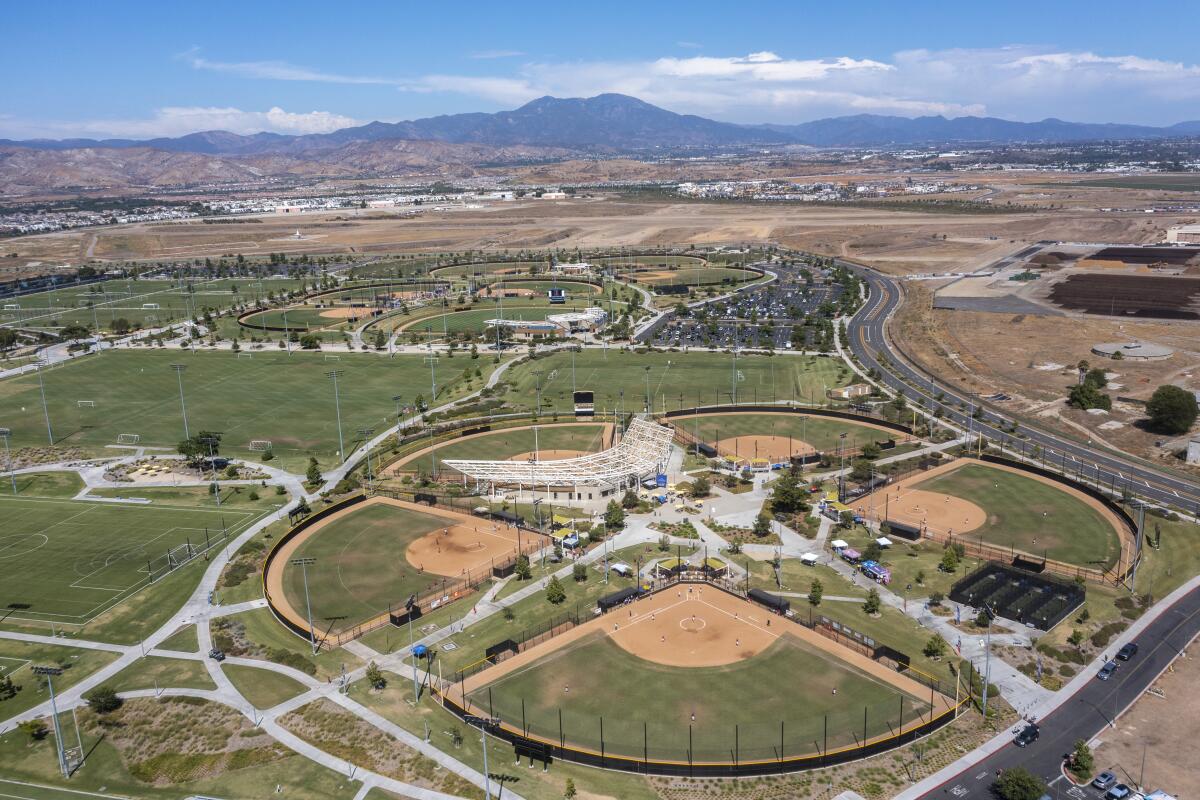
[911,581,1200,799]
[841,261,1200,517]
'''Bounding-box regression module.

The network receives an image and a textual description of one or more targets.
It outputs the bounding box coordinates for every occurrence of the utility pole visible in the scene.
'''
[291,557,318,654]
[424,350,439,402]
[357,428,375,488]
[35,361,54,445]
[32,666,67,777]
[0,428,16,495]
[326,370,345,461]
[170,363,190,439]
[981,602,994,720]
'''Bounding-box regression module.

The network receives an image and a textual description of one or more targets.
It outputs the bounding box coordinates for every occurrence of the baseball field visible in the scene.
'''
[269,498,540,639]
[0,493,267,626]
[384,422,612,474]
[0,349,482,470]
[501,350,850,415]
[853,460,1126,570]
[459,586,946,763]
[678,411,911,463]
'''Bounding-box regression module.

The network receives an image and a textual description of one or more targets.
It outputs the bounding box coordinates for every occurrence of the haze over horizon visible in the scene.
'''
[5,0,1200,141]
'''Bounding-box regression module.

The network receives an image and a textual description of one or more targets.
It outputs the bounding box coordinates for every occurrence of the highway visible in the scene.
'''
[913,582,1200,799]
[841,262,1200,518]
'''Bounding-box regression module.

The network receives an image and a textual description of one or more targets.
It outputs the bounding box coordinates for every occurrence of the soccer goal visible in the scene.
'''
[324,354,341,361]
[236,352,253,359]
[116,433,141,445]
[77,400,96,408]
[248,440,273,452]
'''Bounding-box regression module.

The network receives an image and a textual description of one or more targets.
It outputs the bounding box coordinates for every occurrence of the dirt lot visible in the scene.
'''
[1092,645,1199,798]
[7,181,1192,276]
[892,281,1200,468]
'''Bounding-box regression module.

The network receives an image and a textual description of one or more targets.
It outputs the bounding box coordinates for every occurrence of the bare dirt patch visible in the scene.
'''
[317,306,366,319]
[714,434,814,463]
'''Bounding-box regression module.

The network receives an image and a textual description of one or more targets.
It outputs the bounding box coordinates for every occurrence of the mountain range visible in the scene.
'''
[3,94,1199,193]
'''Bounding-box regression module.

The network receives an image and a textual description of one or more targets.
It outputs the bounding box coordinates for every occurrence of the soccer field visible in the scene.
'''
[0,349,485,469]
[0,494,266,625]
[502,350,849,414]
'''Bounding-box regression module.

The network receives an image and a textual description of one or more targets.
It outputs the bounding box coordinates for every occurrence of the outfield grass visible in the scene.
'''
[683,412,904,454]
[501,350,850,415]
[596,255,707,268]
[403,422,609,470]
[471,629,926,762]
[281,502,475,635]
[630,266,758,287]
[223,663,309,708]
[0,493,266,626]
[430,260,543,277]
[913,463,1121,569]
[0,349,489,469]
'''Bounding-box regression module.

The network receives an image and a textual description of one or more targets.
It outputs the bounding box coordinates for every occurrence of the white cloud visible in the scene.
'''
[675,41,702,50]
[652,52,892,81]
[182,51,394,85]
[3,106,361,140]
[469,49,525,60]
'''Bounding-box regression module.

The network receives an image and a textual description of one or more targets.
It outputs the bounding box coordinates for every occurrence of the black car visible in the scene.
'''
[1116,642,1139,661]
[1013,723,1040,747]
[208,648,226,661]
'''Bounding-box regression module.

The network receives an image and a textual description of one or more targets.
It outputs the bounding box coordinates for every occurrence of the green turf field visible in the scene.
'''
[282,502,485,636]
[0,277,309,333]
[501,350,849,414]
[401,422,609,471]
[469,630,927,762]
[681,412,902,454]
[483,279,601,295]
[399,303,622,337]
[596,255,707,268]
[913,463,1121,568]
[0,349,485,468]
[241,306,366,331]
[430,261,543,277]
[0,494,265,625]
[630,266,759,288]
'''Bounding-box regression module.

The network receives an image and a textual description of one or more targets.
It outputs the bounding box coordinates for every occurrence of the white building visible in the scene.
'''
[1165,224,1200,244]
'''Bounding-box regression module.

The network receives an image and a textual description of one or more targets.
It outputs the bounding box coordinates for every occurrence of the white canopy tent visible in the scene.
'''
[442,416,674,489]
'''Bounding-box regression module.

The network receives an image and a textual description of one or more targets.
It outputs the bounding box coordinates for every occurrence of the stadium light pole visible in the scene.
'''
[424,349,439,403]
[532,370,544,415]
[282,309,291,354]
[0,428,16,495]
[357,427,375,487]
[32,666,68,777]
[392,394,404,424]
[35,360,54,445]
[326,370,346,461]
[170,364,190,440]
[290,557,319,654]
[981,601,995,720]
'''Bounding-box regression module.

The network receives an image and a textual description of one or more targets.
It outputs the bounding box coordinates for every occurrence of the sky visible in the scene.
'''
[4,0,1200,140]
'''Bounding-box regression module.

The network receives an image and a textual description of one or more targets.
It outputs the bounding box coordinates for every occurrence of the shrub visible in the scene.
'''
[546,576,567,605]
[572,563,587,582]
[85,685,122,714]
[993,767,1046,800]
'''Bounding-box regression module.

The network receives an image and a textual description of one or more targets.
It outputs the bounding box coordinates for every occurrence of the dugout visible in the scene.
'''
[654,558,686,578]
[598,587,644,611]
[748,588,790,614]
[485,639,518,662]
[884,520,922,542]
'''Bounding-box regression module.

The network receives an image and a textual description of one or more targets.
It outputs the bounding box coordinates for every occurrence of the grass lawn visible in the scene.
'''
[597,255,707,268]
[107,655,216,693]
[6,471,85,498]
[350,681,661,800]
[0,639,119,718]
[683,412,904,454]
[830,525,985,601]
[631,266,758,287]
[0,349,492,470]
[430,261,542,277]
[223,663,309,709]
[501,350,850,415]
[282,502,489,636]
[1136,515,1200,602]
[471,629,927,761]
[87,483,287,510]
[0,492,266,627]
[158,625,199,652]
[355,583,486,656]
[913,463,1121,569]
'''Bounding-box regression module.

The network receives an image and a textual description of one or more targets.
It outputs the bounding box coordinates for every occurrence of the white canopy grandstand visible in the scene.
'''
[442,417,673,489]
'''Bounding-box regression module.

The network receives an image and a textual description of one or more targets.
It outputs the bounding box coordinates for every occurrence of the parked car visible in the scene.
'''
[1097,661,1118,681]
[208,648,226,662]
[1013,724,1040,747]
[1093,772,1118,791]
[1105,784,1132,800]
[1117,642,1139,661]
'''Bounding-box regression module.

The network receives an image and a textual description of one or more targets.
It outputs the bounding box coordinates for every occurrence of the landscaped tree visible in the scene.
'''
[18,719,47,742]
[85,685,122,714]
[752,513,772,538]
[691,475,711,498]
[808,578,823,607]
[1146,384,1199,434]
[923,633,948,660]
[177,431,222,466]
[863,588,882,616]
[1069,739,1094,780]
[564,777,577,799]
[621,489,640,509]
[60,324,90,341]
[546,575,567,604]
[769,468,807,515]
[365,661,387,690]
[306,457,322,485]
[603,500,625,532]
[572,562,587,582]
[939,547,960,573]
[514,554,532,580]
[992,767,1047,800]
